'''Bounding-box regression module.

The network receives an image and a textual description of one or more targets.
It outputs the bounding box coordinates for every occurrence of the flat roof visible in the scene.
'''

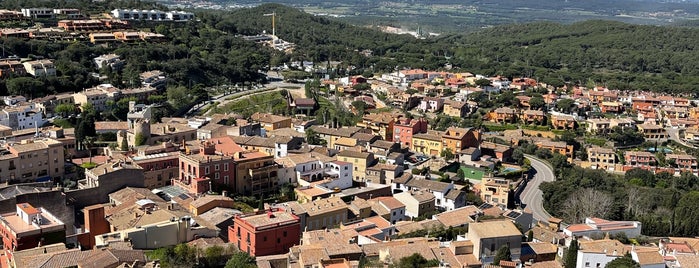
[239,210,299,230]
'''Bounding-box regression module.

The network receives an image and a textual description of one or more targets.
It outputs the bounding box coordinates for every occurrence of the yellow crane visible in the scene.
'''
[263,12,276,37]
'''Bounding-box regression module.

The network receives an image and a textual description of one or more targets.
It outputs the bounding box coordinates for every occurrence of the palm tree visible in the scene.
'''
[84,136,96,164]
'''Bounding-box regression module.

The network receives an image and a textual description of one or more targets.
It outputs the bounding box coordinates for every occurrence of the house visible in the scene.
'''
[295,196,349,231]
[412,131,443,156]
[520,242,558,263]
[393,190,435,219]
[339,216,395,244]
[418,97,444,113]
[22,59,56,77]
[139,70,166,90]
[521,110,545,124]
[564,217,642,239]
[393,117,428,148]
[478,177,510,208]
[403,177,463,211]
[337,149,376,182]
[576,239,628,268]
[587,147,616,170]
[550,114,577,130]
[467,220,522,263]
[586,119,612,135]
[310,126,368,148]
[0,60,27,78]
[73,84,120,112]
[229,208,300,256]
[490,107,517,123]
[0,103,46,130]
[637,124,667,140]
[189,194,235,216]
[600,101,623,113]
[368,196,406,224]
[250,112,292,132]
[666,154,698,170]
[0,203,65,260]
[442,127,480,154]
[443,99,470,118]
[356,112,396,141]
[292,98,316,114]
[624,151,657,167]
[433,205,480,228]
[536,141,574,162]
[479,142,513,162]
[94,54,124,70]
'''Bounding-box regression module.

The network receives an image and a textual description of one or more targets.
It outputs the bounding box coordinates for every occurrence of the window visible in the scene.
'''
[215,164,219,171]
[283,231,287,237]
[277,238,280,244]
[584,263,590,267]
[224,163,229,171]
[205,167,209,174]
[263,236,267,242]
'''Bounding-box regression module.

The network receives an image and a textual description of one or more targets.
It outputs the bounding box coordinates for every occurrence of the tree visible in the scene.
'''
[674,191,699,236]
[527,230,534,242]
[305,128,326,145]
[606,253,640,268]
[475,78,492,87]
[225,251,257,268]
[560,188,614,224]
[440,148,455,161]
[556,98,576,113]
[529,96,545,110]
[134,133,147,146]
[393,253,440,268]
[55,103,76,117]
[120,132,129,151]
[564,239,579,268]
[493,245,512,265]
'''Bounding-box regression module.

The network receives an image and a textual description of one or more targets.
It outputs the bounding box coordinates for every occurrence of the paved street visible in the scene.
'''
[520,155,556,223]
[667,127,697,149]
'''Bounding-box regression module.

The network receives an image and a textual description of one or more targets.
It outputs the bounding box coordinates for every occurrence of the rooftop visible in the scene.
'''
[238,209,299,230]
[468,220,521,238]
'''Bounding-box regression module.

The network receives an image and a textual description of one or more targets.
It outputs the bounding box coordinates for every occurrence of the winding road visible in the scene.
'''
[519,155,556,223]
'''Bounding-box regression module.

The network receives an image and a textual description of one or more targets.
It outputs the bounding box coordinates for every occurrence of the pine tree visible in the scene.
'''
[120,133,129,151]
[564,238,579,268]
[493,245,511,265]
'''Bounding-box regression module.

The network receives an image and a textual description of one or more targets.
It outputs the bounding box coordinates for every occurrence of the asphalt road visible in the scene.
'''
[667,127,697,149]
[520,155,556,223]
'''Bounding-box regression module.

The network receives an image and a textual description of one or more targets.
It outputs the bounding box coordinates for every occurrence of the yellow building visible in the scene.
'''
[250,112,292,131]
[478,177,510,207]
[587,146,616,169]
[299,196,349,231]
[444,100,469,118]
[536,141,575,162]
[411,131,443,156]
[337,149,376,182]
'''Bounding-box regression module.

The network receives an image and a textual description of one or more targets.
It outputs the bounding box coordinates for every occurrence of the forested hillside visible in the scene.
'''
[208,5,699,93]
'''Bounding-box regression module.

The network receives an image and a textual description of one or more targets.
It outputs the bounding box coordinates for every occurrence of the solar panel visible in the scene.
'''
[178,193,190,200]
[478,203,493,210]
[506,211,521,218]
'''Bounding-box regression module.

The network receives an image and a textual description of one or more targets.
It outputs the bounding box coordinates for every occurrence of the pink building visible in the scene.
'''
[394,118,428,148]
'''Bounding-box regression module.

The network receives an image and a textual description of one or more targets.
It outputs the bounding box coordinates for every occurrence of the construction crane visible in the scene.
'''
[263,12,276,37]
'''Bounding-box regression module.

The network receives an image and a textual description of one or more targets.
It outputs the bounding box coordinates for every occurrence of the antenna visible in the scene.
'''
[263,12,276,37]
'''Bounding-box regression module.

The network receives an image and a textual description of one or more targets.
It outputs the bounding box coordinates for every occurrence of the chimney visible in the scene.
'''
[222,190,228,197]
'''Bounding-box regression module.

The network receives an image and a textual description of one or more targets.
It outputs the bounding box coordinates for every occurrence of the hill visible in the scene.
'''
[211,5,699,93]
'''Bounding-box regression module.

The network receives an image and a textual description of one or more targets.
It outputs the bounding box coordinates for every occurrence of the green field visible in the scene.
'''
[460,166,485,181]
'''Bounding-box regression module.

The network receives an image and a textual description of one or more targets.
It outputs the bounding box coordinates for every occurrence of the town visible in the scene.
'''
[0,3,696,268]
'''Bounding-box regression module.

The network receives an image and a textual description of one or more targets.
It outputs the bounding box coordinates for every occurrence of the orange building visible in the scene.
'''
[229,208,301,256]
[442,127,480,153]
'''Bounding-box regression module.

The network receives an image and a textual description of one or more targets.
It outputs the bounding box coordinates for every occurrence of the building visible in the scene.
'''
[110,9,194,21]
[21,8,54,18]
[281,196,349,232]
[0,60,26,78]
[418,97,444,113]
[189,195,235,216]
[337,149,376,182]
[139,70,167,90]
[442,127,480,153]
[576,239,628,268]
[444,99,470,118]
[232,135,302,158]
[666,154,698,170]
[600,101,623,113]
[412,131,443,156]
[22,59,56,77]
[479,141,513,162]
[521,110,545,125]
[587,146,616,170]
[96,216,214,249]
[89,32,117,43]
[624,151,656,166]
[550,114,577,129]
[478,177,510,208]
[368,196,406,224]
[309,126,367,148]
[393,117,428,148]
[467,220,522,263]
[402,177,464,211]
[0,203,65,260]
[0,139,65,184]
[491,107,517,123]
[229,208,300,256]
[72,84,119,112]
[356,112,396,141]
[30,93,74,118]
[251,113,292,132]
[393,190,435,219]
[637,124,667,140]
[536,141,574,162]
[564,217,642,239]
[94,54,124,70]
[0,103,46,130]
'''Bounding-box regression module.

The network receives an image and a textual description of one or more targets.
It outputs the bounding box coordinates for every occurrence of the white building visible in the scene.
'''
[276,153,353,190]
[111,9,194,21]
[0,103,46,130]
[564,217,642,239]
[94,54,124,70]
[21,8,54,18]
[576,239,627,268]
[23,59,56,77]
